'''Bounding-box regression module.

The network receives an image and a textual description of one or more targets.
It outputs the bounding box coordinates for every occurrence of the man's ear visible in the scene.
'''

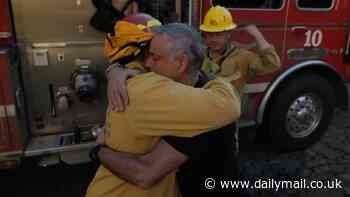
[177,53,190,75]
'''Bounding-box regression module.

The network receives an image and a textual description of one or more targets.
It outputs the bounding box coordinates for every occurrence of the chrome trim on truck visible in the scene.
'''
[0,32,11,38]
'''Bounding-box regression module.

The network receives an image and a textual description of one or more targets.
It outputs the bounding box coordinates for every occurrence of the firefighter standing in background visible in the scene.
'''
[103,13,163,111]
[103,13,161,110]
[200,5,281,95]
[198,5,281,173]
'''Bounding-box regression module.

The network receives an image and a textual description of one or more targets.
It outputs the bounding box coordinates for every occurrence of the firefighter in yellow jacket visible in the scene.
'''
[86,15,241,197]
[200,6,281,95]
[104,13,161,110]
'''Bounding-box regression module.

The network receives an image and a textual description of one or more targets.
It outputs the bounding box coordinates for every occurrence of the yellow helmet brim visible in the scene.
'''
[199,23,237,33]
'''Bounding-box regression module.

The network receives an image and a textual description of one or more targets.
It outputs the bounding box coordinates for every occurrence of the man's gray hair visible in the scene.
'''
[153,23,205,74]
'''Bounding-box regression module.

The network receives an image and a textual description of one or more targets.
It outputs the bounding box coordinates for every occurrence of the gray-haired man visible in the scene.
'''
[86,23,241,197]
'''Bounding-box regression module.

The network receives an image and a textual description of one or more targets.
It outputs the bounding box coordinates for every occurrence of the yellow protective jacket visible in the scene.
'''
[86,72,241,197]
[201,44,281,94]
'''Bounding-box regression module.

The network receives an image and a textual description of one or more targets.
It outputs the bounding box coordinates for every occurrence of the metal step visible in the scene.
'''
[25,131,96,157]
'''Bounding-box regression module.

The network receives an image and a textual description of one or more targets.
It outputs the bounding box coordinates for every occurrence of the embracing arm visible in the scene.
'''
[126,74,241,137]
[106,64,144,111]
[98,140,187,189]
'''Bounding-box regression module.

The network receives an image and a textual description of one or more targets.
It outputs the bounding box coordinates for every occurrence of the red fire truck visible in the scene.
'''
[0,0,349,167]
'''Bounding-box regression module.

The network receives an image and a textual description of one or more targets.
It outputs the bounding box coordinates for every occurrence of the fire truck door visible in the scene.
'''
[285,0,346,70]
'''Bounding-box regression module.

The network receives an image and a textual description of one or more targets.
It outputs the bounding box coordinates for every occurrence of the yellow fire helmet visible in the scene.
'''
[123,13,162,32]
[104,13,161,67]
[200,6,237,32]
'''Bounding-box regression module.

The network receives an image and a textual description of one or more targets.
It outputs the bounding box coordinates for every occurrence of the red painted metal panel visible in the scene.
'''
[285,0,350,80]
[0,51,15,105]
[0,50,22,152]
[0,120,10,150]
[0,94,10,151]
[0,0,12,45]
[287,0,345,25]
[0,51,11,151]
[0,0,11,32]
[7,117,22,150]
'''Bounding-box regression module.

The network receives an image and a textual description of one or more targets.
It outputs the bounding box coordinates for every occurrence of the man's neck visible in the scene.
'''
[178,71,200,87]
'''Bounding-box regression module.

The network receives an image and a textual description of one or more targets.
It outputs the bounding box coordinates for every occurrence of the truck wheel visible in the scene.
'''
[266,74,335,152]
